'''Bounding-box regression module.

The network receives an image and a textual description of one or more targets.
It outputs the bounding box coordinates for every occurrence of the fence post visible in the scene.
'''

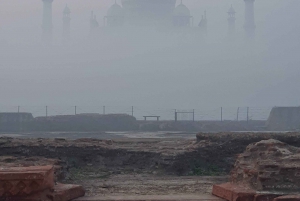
[193,109,195,122]
[247,107,249,123]
[237,107,239,121]
[221,107,223,122]
[131,106,134,116]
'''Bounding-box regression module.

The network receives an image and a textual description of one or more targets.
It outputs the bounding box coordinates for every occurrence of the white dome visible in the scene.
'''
[173,2,190,16]
[107,3,124,16]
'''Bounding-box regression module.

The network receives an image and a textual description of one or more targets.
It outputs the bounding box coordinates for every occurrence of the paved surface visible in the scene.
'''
[75,194,225,201]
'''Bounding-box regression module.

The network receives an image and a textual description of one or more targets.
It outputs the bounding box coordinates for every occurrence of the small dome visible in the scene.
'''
[173,2,190,16]
[63,5,70,14]
[107,2,124,16]
[228,5,236,14]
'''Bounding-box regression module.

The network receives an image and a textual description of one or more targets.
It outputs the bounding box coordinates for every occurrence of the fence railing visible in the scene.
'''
[0,106,272,121]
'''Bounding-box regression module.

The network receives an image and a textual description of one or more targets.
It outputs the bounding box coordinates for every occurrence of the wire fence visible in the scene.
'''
[0,105,272,121]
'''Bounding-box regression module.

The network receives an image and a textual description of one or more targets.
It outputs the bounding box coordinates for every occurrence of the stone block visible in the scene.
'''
[54,183,85,201]
[212,183,255,201]
[1,189,54,201]
[273,195,300,201]
[0,165,54,197]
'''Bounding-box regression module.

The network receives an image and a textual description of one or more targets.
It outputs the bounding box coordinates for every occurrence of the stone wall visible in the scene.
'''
[0,113,34,132]
[267,107,300,131]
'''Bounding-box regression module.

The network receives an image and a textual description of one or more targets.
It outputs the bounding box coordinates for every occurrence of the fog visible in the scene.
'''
[0,0,299,120]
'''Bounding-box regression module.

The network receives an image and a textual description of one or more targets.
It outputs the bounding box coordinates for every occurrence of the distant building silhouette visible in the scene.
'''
[244,0,256,39]
[198,11,207,34]
[121,0,176,26]
[42,0,53,42]
[62,4,71,43]
[228,5,236,38]
[104,0,124,27]
[90,11,99,36]
[173,0,192,27]
[39,0,256,43]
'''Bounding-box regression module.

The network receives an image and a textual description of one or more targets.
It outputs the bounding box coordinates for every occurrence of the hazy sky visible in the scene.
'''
[0,0,299,120]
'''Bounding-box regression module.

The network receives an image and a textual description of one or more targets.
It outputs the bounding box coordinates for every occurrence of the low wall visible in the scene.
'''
[266,107,300,131]
[0,113,34,132]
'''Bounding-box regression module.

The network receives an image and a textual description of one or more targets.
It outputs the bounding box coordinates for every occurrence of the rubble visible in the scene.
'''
[231,139,300,192]
[212,139,300,201]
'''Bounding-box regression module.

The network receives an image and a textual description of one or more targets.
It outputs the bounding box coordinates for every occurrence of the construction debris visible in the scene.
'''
[212,139,300,201]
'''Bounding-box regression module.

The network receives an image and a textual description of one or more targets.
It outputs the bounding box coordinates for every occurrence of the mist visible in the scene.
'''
[0,0,299,120]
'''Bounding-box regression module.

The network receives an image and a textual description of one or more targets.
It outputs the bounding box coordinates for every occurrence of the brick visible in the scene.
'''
[54,183,85,201]
[212,183,233,201]
[212,183,255,201]
[1,188,54,201]
[274,195,300,201]
[0,165,54,196]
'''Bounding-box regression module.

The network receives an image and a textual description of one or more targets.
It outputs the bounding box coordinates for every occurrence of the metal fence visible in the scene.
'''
[0,105,272,121]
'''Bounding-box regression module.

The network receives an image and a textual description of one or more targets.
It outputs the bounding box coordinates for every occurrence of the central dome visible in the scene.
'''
[173,3,190,16]
[121,0,177,24]
[107,3,123,16]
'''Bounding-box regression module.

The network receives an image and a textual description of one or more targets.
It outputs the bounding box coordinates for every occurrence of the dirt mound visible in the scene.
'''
[231,139,300,193]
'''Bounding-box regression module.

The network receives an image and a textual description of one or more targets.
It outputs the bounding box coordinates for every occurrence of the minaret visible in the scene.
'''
[42,0,54,42]
[198,11,207,34]
[63,4,71,43]
[228,5,236,37]
[244,0,256,39]
[90,11,99,36]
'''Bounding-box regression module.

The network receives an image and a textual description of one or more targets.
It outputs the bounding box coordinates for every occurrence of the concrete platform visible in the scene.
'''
[74,194,225,201]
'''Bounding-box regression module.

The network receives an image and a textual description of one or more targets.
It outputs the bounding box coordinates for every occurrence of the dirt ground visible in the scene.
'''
[0,132,227,196]
[2,132,299,197]
[76,174,228,196]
